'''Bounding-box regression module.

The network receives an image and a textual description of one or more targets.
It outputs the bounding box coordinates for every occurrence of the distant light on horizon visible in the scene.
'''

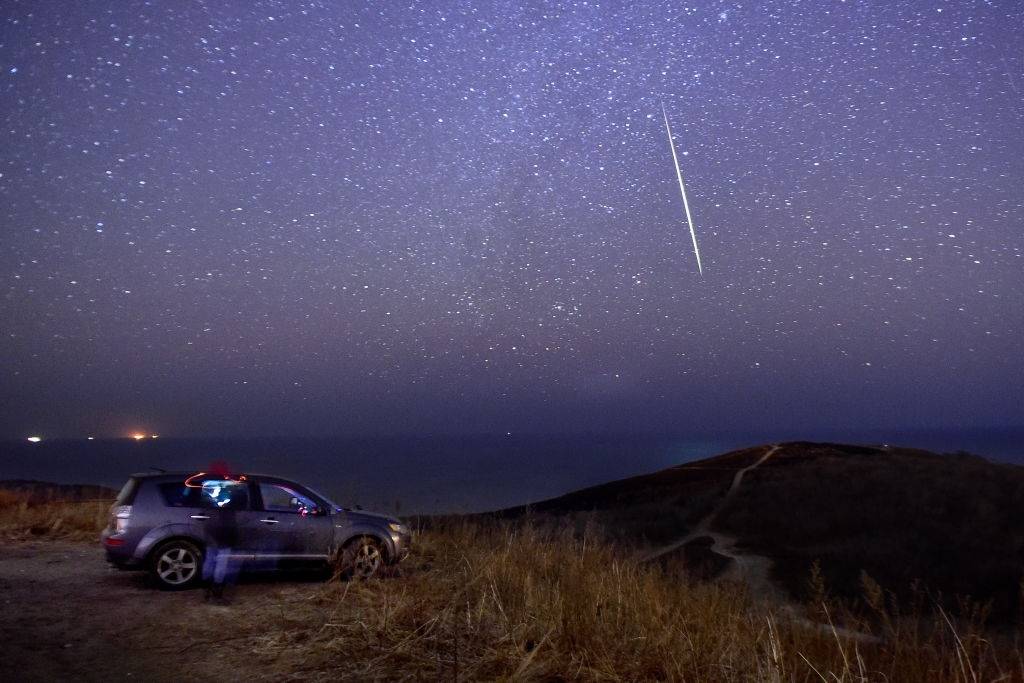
[87,436,95,440]
[26,436,41,443]
[151,434,159,439]
[131,433,146,441]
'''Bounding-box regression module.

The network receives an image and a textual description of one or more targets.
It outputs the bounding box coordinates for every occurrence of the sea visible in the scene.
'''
[1,428,1021,515]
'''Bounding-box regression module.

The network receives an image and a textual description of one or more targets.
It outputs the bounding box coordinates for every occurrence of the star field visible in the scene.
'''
[1,1,1022,437]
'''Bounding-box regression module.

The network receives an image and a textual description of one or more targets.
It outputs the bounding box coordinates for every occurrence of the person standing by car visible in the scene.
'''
[199,466,245,603]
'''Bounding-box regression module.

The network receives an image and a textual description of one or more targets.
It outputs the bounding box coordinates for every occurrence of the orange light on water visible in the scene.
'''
[131,433,146,441]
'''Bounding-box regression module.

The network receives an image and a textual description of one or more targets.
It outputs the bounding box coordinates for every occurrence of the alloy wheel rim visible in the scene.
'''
[157,547,197,585]
[353,544,381,578]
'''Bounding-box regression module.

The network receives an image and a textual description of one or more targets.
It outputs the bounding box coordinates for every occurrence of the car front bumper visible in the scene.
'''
[389,530,412,562]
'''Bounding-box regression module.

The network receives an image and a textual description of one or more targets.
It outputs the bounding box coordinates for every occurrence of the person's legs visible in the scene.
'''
[210,547,235,603]
[202,545,219,601]
[214,548,230,584]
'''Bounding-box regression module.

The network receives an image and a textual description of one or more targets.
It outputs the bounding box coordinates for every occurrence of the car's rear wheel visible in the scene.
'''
[335,537,384,580]
[150,540,203,590]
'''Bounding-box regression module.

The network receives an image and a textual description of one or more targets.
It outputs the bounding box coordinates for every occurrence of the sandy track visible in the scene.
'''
[642,444,780,564]
[0,540,323,682]
[638,446,880,643]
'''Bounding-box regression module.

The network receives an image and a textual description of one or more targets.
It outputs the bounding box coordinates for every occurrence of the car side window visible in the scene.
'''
[159,479,248,510]
[159,482,198,508]
[259,483,319,516]
[199,480,249,510]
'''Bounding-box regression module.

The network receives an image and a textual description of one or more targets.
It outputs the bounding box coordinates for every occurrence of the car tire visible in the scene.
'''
[150,540,204,590]
[335,537,385,580]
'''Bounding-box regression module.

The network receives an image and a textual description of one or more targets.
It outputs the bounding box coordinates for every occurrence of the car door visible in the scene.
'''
[188,477,261,561]
[253,480,334,559]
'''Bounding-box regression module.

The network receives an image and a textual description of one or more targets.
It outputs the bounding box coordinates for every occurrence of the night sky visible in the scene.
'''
[2,1,1022,439]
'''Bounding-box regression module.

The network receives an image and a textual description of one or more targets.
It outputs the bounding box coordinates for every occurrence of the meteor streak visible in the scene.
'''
[661,103,704,276]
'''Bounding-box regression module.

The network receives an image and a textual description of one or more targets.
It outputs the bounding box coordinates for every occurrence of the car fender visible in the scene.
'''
[133,523,203,563]
[332,523,396,561]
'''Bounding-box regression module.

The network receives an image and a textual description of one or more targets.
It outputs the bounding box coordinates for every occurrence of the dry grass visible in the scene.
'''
[245,518,1023,682]
[0,488,109,541]
[3,494,1021,680]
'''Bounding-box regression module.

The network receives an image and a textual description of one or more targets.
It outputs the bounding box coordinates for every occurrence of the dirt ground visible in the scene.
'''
[0,540,330,682]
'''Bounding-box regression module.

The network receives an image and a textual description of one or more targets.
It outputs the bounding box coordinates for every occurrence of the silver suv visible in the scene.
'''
[100,471,411,589]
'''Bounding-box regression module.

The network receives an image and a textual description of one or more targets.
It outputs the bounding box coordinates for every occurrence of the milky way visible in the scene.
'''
[1,1,1022,437]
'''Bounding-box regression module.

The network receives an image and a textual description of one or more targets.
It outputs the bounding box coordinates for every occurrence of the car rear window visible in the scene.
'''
[159,480,249,510]
[115,477,140,505]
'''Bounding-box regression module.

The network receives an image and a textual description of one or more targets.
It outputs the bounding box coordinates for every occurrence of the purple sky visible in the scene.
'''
[2,1,1022,438]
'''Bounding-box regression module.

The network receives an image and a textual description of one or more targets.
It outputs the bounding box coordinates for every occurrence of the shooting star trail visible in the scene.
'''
[662,103,704,277]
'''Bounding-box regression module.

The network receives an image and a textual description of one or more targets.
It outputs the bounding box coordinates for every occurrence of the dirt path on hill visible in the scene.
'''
[642,444,780,565]
[641,444,786,601]
[0,540,325,682]
[640,445,880,643]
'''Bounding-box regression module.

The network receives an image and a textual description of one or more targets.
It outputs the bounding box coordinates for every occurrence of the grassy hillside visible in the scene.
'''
[497,445,769,546]
[717,442,1024,619]
[501,441,1024,622]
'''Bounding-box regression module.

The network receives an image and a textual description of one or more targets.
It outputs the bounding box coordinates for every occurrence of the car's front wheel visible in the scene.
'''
[150,540,203,590]
[335,537,384,580]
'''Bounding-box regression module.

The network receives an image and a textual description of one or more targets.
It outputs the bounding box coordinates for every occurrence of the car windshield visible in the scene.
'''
[304,485,344,511]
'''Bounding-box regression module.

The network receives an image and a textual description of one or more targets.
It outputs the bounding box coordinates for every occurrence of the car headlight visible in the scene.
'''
[388,522,406,533]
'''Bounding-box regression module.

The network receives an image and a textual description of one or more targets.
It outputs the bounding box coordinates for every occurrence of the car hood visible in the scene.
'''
[341,509,399,526]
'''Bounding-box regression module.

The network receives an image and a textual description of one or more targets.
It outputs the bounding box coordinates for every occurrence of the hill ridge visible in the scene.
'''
[498,440,1024,622]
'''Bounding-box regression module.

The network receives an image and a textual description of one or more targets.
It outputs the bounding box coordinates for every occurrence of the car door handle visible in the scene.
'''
[190,514,210,520]
[259,518,279,524]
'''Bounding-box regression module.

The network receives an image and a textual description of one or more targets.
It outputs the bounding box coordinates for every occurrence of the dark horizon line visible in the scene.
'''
[4,424,1024,443]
